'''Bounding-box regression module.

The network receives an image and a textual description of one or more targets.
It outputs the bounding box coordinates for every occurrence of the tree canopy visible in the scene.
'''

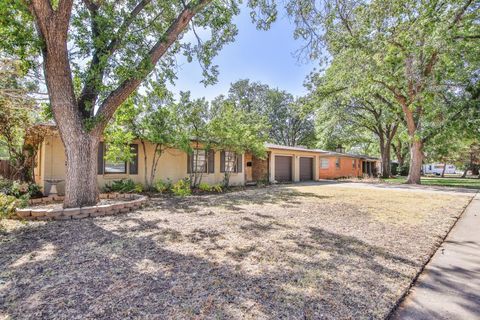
[292,0,479,182]
[224,79,317,147]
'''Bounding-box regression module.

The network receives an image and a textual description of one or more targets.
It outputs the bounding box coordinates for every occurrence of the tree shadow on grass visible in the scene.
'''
[0,217,434,320]
[146,187,332,215]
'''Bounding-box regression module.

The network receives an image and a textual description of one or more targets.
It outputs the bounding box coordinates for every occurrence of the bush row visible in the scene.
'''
[104,178,224,197]
[155,178,223,197]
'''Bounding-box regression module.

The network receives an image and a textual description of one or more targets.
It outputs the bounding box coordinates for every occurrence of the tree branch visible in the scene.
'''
[93,0,211,135]
[77,0,152,116]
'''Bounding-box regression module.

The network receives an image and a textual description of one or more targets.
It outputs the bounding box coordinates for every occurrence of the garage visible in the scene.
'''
[299,157,313,181]
[274,156,292,182]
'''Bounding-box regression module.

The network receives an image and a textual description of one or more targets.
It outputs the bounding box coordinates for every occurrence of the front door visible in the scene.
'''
[245,153,253,181]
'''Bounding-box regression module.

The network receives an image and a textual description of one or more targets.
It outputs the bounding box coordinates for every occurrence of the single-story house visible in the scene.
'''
[33,127,380,194]
[262,144,380,182]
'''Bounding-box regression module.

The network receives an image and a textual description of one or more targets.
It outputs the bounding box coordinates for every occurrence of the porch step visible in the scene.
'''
[245,181,258,186]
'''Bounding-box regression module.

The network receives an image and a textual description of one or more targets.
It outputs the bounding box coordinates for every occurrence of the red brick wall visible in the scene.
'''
[252,155,269,181]
[318,156,362,179]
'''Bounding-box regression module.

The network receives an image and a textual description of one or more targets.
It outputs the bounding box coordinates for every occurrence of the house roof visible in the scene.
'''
[265,143,380,161]
[265,143,329,154]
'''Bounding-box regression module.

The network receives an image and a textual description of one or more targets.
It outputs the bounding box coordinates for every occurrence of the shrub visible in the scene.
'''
[104,179,143,193]
[154,179,172,193]
[172,178,191,197]
[27,183,43,198]
[211,184,223,193]
[198,182,212,192]
[0,178,42,198]
[398,164,410,176]
[0,178,12,195]
[134,183,144,193]
[0,194,20,219]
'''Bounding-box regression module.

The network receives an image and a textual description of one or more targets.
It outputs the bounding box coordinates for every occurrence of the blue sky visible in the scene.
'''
[170,6,316,101]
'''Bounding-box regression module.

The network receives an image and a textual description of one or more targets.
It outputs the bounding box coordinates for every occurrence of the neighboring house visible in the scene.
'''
[422,163,456,175]
[33,127,380,194]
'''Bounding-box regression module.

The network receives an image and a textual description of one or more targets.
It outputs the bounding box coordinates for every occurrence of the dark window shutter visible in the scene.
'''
[236,153,242,173]
[208,150,215,173]
[220,151,225,173]
[97,142,104,174]
[187,152,192,173]
[129,144,139,175]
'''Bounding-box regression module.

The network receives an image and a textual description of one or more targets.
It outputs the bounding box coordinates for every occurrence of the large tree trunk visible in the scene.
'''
[380,148,391,178]
[441,162,447,178]
[63,133,100,208]
[406,140,424,184]
[379,136,392,179]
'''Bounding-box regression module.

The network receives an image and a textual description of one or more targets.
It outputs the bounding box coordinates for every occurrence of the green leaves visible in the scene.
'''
[297,0,478,154]
[209,100,267,158]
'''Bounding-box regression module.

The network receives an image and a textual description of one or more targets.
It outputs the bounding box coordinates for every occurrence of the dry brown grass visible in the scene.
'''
[0,183,473,319]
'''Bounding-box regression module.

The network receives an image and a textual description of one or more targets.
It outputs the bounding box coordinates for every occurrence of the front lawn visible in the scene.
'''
[0,184,473,319]
[382,176,480,190]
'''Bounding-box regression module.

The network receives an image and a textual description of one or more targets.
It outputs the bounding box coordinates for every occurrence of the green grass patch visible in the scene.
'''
[382,176,480,190]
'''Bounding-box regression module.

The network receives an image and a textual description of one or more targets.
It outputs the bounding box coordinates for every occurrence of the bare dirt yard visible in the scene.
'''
[0,183,475,319]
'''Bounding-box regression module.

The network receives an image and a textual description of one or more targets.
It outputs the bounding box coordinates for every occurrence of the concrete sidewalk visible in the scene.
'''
[392,193,480,320]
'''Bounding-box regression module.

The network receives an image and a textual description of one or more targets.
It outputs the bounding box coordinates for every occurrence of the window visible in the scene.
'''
[104,158,127,174]
[221,151,242,173]
[358,161,361,169]
[336,158,341,168]
[352,159,356,168]
[129,144,139,175]
[98,142,138,175]
[193,149,207,173]
[224,151,236,172]
[102,144,127,174]
[320,158,329,169]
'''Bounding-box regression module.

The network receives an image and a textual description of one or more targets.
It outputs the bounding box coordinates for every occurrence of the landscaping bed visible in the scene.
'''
[12,193,148,221]
[0,183,473,319]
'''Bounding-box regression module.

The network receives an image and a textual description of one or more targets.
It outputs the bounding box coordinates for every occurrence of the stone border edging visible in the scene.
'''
[12,193,148,221]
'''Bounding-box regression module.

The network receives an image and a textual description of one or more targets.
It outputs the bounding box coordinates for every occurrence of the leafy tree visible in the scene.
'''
[391,131,410,176]
[314,98,379,155]
[461,142,480,178]
[209,101,267,187]
[0,58,45,181]
[288,0,479,184]
[226,79,316,147]
[309,70,402,177]
[105,83,185,190]
[174,92,213,188]
[1,0,276,207]
[227,79,271,113]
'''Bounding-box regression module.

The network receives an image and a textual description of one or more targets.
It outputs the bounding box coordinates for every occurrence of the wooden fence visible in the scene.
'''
[0,160,13,179]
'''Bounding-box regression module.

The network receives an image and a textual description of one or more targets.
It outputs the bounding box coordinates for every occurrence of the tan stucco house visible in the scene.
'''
[33,127,380,194]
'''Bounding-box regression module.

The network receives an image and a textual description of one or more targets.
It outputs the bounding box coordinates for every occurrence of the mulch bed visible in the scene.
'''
[0,184,472,319]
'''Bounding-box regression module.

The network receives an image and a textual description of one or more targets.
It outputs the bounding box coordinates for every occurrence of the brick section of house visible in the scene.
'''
[319,156,363,179]
[252,155,269,181]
